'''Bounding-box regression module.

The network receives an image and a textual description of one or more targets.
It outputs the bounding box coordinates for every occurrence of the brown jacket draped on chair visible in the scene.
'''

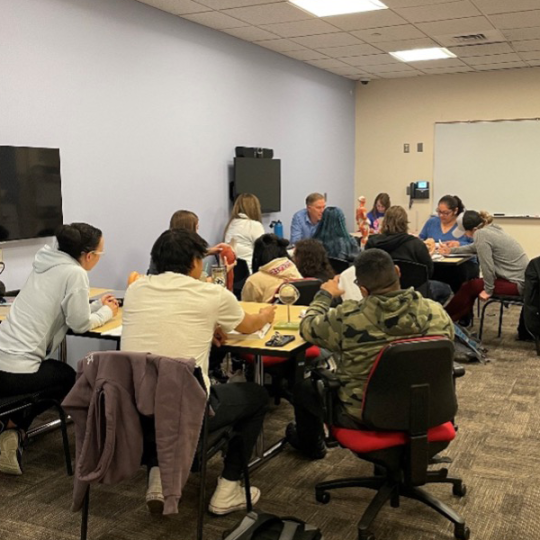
[62,350,207,515]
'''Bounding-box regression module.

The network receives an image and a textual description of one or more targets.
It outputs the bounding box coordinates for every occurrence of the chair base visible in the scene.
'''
[315,468,468,540]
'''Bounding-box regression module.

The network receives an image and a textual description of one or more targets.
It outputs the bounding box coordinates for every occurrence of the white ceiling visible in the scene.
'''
[135,0,540,80]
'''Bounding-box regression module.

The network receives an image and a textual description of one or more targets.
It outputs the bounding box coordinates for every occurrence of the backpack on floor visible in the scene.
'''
[223,510,322,540]
[453,323,487,363]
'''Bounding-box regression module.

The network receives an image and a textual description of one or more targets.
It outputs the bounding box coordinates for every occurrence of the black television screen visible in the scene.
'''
[0,146,63,242]
[233,157,281,213]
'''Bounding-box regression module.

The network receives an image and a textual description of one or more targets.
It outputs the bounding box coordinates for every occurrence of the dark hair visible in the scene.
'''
[294,239,335,281]
[462,210,493,231]
[56,223,102,260]
[151,229,208,275]
[371,193,391,215]
[313,207,357,258]
[438,195,464,216]
[169,210,199,231]
[354,249,399,294]
[252,233,290,273]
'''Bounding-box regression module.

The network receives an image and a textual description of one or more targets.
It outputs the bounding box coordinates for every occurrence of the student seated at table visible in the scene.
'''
[290,192,326,244]
[121,228,276,515]
[365,205,451,304]
[286,249,454,459]
[367,192,390,234]
[241,234,302,303]
[224,193,265,273]
[313,207,359,263]
[0,223,118,475]
[441,211,529,324]
[419,195,479,293]
[293,239,335,283]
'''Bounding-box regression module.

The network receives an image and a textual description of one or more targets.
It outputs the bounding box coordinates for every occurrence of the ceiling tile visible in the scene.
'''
[137,0,211,14]
[526,59,540,66]
[513,39,540,52]
[254,38,306,52]
[321,10,407,31]
[374,37,439,52]
[473,61,528,70]
[407,58,468,68]
[351,24,428,43]
[464,52,523,65]
[502,26,540,41]
[377,70,423,77]
[366,63,420,73]
[195,0,285,8]
[317,43,383,58]
[292,33,363,48]
[305,58,355,69]
[383,0,463,7]
[222,3,313,25]
[489,11,540,30]
[395,1,481,24]
[518,50,540,61]
[222,26,279,41]
[448,42,514,57]
[325,65,371,76]
[260,19,339,39]
[282,49,329,61]
[181,11,248,29]
[417,16,495,36]
[342,53,401,67]
[471,0,540,16]
[420,65,474,73]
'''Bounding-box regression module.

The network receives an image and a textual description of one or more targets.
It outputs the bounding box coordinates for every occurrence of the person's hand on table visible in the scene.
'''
[259,305,277,324]
[445,240,460,248]
[212,326,228,347]
[438,243,452,255]
[322,276,345,297]
[479,290,492,301]
[424,238,436,255]
[102,295,119,316]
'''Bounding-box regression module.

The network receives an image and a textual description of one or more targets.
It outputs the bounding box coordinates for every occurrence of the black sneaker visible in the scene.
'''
[285,423,327,460]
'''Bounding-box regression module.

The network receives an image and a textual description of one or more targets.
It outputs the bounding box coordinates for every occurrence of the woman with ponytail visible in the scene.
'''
[0,223,118,475]
[241,233,302,303]
[442,211,529,322]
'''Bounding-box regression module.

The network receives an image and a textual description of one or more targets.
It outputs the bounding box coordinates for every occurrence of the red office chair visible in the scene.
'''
[313,337,469,540]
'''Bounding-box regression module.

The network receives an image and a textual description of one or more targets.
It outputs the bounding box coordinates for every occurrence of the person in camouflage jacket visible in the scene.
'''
[287,249,454,459]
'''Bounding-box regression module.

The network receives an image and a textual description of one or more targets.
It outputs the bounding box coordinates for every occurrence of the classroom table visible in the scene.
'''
[432,254,474,266]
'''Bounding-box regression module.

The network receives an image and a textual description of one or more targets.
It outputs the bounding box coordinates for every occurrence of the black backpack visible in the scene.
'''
[223,510,322,540]
[523,257,540,339]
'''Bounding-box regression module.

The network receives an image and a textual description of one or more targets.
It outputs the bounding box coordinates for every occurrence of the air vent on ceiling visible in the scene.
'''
[434,29,506,47]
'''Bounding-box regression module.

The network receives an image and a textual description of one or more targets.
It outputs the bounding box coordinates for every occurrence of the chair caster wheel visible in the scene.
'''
[315,490,330,504]
[358,531,375,540]
[455,524,470,540]
[453,483,467,497]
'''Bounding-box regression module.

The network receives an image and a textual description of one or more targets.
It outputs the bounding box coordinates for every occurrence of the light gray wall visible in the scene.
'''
[0,0,355,292]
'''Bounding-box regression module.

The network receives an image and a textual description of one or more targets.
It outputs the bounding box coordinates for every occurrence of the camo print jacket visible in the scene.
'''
[300,288,454,421]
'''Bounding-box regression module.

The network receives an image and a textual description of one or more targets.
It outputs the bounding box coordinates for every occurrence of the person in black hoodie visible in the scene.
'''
[365,206,451,304]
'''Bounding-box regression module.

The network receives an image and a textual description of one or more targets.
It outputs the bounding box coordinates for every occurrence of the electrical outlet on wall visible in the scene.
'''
[404,144,410,153]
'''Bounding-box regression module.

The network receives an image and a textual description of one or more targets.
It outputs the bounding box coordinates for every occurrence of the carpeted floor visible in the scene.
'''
[1,303,539,540]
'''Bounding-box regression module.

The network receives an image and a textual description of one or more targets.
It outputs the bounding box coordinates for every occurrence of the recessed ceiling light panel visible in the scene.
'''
[389,47,457,62]
[289,0,388,18]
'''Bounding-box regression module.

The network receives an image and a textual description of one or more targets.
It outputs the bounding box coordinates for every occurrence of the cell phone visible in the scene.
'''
[265,333,296,347]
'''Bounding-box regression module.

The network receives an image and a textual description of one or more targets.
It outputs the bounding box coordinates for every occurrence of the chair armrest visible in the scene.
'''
[452,362,466,379]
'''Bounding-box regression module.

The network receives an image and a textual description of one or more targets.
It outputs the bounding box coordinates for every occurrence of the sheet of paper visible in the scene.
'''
[101,325,123,337]
[227,323,271,340]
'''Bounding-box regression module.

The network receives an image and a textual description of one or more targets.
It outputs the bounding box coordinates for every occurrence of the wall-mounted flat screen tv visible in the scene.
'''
[0,146,63,242]
[233,157,281,213]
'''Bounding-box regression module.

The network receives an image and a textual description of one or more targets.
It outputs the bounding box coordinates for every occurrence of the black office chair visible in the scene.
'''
[394,259,430,298]
[328,257,351,275]
[0,390,72,476]
[313,337,469,540]
[521,256,540,356]
[233,258,250,300]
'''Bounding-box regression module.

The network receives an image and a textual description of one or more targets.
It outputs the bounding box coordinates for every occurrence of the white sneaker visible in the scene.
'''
[0,429,23,476]
[208,477,260,515]
[145,466,164,514]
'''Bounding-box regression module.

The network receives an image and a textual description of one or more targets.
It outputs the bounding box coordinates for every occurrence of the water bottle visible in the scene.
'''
[270,220,284,238]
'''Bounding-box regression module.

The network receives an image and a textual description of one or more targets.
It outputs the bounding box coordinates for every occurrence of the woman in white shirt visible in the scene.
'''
[224,194,265,272]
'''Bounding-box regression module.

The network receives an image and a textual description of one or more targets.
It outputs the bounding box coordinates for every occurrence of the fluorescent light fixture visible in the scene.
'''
[389,47,457,62]
[289,0,388,18]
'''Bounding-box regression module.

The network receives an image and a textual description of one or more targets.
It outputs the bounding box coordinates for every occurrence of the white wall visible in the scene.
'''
[355,68,540,258]
[0,0,355,291]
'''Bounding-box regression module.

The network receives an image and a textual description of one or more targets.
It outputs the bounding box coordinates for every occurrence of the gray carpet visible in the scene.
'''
[1,303,538,540]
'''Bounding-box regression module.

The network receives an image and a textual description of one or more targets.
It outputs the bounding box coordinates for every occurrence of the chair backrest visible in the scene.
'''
[362,337,457,431]
[277,279,322,306]
[328,257,350,275]
[233,258,250,300]
[523,256,540,337]
[393,259,429,297]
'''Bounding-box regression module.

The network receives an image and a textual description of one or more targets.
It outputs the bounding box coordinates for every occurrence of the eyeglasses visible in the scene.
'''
[436,210,453,216]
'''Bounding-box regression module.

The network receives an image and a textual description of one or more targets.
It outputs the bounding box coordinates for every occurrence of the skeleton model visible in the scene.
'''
[356,196,370,248]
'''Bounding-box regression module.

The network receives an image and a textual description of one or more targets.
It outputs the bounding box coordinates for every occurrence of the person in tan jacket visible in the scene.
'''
[241,234,302,303]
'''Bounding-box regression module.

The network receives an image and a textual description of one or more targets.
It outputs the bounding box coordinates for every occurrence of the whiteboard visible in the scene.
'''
[433,119,540,217]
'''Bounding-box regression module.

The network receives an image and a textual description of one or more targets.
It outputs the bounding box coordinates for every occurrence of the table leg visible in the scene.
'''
[254,353,265,458]
[59,337,67,363]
